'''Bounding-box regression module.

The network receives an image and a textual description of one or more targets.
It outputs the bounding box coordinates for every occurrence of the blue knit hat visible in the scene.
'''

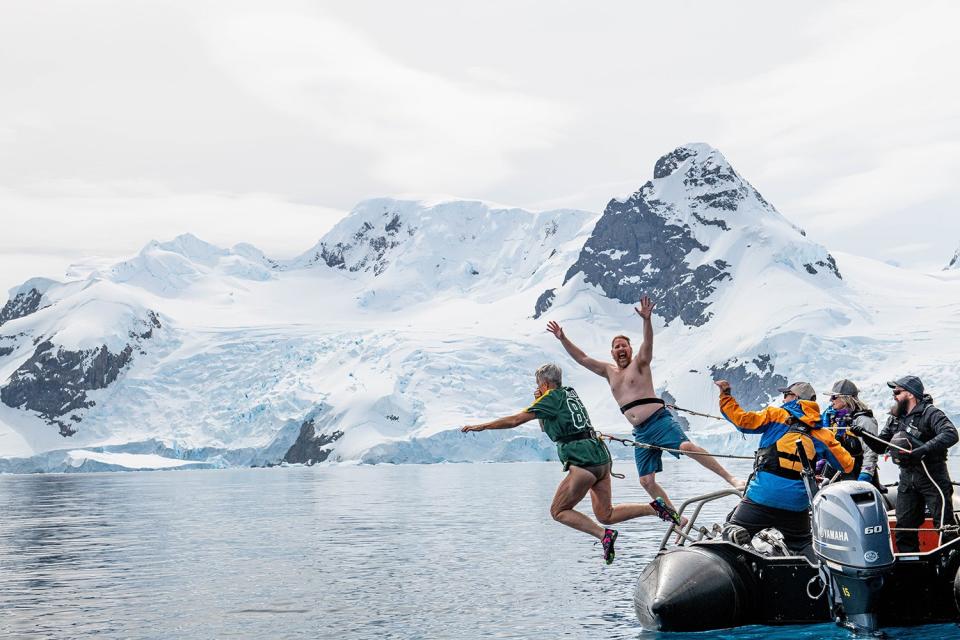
[887,376,924,400]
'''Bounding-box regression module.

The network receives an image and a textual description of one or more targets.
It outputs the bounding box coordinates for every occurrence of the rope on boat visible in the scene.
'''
[600,410,953,542]
[595,432,754,460]
[665,404,726,421]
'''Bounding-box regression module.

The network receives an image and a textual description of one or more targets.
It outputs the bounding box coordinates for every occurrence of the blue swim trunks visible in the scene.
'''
[632,407,689,477]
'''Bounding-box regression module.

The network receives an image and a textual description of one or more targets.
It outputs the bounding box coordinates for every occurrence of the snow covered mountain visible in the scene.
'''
[2,144,960,472]
[290,197,590,308]
[560,144,840,327]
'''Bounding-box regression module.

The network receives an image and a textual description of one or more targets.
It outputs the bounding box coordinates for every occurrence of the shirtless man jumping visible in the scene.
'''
[547,296,744,512]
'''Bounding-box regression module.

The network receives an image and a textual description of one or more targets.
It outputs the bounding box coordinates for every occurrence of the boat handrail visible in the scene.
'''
[658,488,742,551]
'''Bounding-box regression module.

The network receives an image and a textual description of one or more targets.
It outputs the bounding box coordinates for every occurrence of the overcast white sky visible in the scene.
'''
[2,0,959,292]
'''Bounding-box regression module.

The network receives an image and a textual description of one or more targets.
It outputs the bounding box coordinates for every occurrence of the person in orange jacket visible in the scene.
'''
[715,380,854,556]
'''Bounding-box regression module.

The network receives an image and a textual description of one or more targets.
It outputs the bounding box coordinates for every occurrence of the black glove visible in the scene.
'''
[847,424,865,437]
[898,445,928,463]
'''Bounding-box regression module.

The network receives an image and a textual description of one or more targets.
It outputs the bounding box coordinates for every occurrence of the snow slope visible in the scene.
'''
[2,146,960,471]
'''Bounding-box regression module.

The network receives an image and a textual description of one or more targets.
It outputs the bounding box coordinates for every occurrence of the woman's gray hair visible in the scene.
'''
[535,363,563,387]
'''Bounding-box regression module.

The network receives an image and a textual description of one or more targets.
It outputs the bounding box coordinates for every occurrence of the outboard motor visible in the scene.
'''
[812,481,894,634]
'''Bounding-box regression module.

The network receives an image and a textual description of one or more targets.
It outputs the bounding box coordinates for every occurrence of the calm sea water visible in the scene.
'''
[1,457,959,639]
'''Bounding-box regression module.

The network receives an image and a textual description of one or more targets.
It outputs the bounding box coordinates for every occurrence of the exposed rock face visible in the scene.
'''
[533,288,556,319]
[133,311,162,344]
[312,213,410,275]
[0,311,161,436]
[283,418,344,464]
[946,246,960,270]
[653,147,696,179]
[710,354,788,409]
[1,341,134,436]
[563,144,841,327]
[0,334,16,358]
[563,188,732,326]
[803,256,842,279]
[0,288,46,327]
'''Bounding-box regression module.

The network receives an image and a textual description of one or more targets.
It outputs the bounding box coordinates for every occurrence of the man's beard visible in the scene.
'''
[891,397,912,417]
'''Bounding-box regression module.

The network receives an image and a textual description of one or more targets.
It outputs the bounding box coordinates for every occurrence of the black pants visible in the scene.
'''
[727,497,812,557]
[895,462,955,553]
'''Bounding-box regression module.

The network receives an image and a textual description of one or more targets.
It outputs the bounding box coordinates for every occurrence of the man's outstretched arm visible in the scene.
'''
[462,411,536,432]
[546,321,608,378]
[635,296,654,366]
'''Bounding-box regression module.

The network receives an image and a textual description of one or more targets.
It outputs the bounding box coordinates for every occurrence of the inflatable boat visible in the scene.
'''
[634,484,960,634]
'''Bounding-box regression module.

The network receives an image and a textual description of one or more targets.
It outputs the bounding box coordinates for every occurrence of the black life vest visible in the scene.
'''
[890,426,925,466]
[833,410,872,476]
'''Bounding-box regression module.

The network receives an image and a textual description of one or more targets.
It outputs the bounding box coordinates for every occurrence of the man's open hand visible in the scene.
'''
[546,321,565,340]
[461,424,484,433]
[635,296,655,320]
[714,380,732,395]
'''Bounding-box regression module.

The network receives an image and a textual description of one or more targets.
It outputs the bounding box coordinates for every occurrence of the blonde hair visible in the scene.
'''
[611,335,631,348]
[833,394,871,413]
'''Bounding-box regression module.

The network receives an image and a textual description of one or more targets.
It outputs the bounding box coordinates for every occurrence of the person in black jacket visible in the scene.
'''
[857,375,959,552]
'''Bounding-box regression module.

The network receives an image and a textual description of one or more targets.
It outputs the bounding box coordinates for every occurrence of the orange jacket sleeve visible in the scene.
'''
[719,394,782,432]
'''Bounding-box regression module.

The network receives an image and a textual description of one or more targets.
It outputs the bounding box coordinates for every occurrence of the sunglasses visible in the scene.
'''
[892,389,907,397]
[829,395,839,401]
[782,392,797,399]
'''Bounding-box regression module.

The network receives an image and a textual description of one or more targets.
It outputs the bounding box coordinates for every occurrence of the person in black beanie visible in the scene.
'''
[856,376,958,551]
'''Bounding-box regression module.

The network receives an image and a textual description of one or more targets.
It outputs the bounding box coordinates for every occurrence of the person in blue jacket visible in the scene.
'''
[714,379,854,555]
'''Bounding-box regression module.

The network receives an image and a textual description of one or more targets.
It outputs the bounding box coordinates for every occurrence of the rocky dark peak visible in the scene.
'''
[654,144,744,197]
[653,146,696,179]
[682,152,741,190]
[563,192,731,326]
[561,145,753,326]
[0,288,46,328]
[562,144,843,326]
